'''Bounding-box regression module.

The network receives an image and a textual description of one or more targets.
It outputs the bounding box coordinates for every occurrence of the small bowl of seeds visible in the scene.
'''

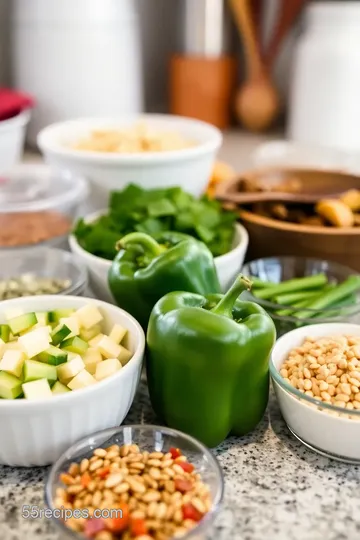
[45,424,224,540]
[271,322,360,464]
[0,246,88,299]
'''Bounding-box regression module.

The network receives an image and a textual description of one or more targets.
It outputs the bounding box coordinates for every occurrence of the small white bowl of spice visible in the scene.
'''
[271,322,360,463]
[0,163,88,251]
[0,247,88,299]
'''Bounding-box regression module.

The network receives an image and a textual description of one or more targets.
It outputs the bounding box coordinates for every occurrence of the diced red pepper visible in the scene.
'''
[84,518,106,537]
[104,503,130,533]
[178,461,195,473]
[169,447,182,459]
[174,478,193,493]
[182,503,203,522]
[96,466,110,479]
[81,471,91,488]
[130,518,148,536]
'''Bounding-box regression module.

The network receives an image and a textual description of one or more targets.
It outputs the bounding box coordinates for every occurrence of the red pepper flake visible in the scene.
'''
[84,518,106,537]
[174,478,193,493]
[178,461,195,473]
[96,466,110,478]
[130,518,148,536]
[182,503,203,522]
[169,447,182,459]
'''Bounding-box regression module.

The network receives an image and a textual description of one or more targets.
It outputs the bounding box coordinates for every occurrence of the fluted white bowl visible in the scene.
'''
[0,295,145,466]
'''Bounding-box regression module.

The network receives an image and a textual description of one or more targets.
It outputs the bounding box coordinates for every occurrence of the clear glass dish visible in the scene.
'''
[242,256,360,336]
[0,163,88,250]
[0,246,88,297]
[45,424,224,540]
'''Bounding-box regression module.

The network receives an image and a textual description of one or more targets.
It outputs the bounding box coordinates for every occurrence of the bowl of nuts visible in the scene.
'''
[271,322,360,463]
[45,424,224,540]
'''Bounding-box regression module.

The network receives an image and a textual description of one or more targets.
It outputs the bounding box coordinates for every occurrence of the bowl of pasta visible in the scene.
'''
[38,114,222,209]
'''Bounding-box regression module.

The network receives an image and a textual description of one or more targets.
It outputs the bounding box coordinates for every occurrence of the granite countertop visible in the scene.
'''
[1,380,360,540]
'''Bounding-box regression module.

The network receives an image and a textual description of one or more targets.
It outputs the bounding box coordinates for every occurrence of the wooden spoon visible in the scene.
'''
[265,0,309,71]
[228,0,279,132]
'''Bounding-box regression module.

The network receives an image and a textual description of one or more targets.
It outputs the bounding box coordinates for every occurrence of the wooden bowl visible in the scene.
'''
[232,167,360,270]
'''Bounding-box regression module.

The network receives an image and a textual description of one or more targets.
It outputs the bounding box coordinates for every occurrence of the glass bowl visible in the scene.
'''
[242,256,360,336]
[0,163,88,251]
[0,246,88,298]
[45,424,224,540]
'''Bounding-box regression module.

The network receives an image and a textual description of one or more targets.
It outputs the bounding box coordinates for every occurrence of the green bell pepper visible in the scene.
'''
[108,231,221,329]
[146,275,276,447]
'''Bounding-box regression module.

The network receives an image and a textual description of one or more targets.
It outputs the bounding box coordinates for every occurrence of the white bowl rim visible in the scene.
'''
[270,321,360,417]
[0,295,145,408]
[37,114,223,164]
[69,210,247,268]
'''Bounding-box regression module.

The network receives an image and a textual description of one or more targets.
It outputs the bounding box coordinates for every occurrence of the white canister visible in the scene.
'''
[11,0,144,146]
[288,2,360,152]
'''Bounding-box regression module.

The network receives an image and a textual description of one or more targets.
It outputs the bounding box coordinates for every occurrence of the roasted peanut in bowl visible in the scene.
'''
[45,425,224,540]
[0,295,145,467]
[270,322,360,463]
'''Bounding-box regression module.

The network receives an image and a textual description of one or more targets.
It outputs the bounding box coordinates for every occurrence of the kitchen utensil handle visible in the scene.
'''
[228,0,263,79]
[265,0,309,70]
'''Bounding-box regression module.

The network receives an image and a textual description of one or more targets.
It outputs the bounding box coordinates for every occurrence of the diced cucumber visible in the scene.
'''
[95,358,122,381]
[57,356,85,384]
[76,304,103,329]
[109,324,127,345]
[59,316,79,337]
[0,338,5,357]
[49,309,75,323]
[18,327,51,358]
[67,369,96,390]
[8,313,37,335]
[0,324,10,343]
[23,359,57,384]
[60,336,89,355]
[51,324,71,346]
[79,324,101,342]
[35,312,50,327]
[0,371,23,399]
[38,345,68,366]
[52,381,71,395]
[0,350,26,377]
[22,378,52,400]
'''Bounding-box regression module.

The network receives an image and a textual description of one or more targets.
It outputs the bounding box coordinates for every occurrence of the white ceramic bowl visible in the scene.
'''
[0,295,145,467]
[69,217,249,302]
[271,322,360,463]
[37,114,223,210]
[0,110,30,173]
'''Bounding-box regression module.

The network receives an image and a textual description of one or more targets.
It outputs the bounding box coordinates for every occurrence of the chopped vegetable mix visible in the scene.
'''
[73,184,237,260]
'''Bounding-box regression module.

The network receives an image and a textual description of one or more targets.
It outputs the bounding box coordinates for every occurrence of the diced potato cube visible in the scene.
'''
[118,345,132,366]
[67,352,82,363]
[95,358,122,381]
[79,324,102,342]
[0,338,5,358]
[83,348,103,375]
[57,356,85,384]
[18,327,51,358]
[59,316,80,338]
[5,308,24,320]
[0,350,26,377]
[88,333,104,348]
[67,369,96,390]
[109,324,127,345]
[4,341,25,353]
[76,304,103,329]
[98,336,121,359]
[22,378,52,400]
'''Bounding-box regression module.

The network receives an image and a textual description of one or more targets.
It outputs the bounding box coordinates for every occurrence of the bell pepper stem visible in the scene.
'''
[116,232,166,257]
[211,275,252,317]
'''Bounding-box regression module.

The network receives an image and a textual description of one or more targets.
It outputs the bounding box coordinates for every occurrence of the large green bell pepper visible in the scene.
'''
[108,231,221,329]
[146,275,276,447]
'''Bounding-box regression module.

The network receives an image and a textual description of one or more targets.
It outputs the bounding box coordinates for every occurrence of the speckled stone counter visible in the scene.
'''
[1,381,360,540]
